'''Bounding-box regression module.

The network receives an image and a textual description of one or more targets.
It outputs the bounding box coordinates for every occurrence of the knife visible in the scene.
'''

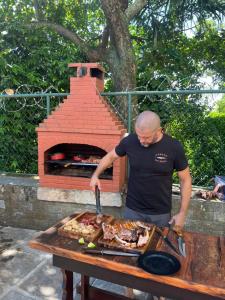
[95,186,102,215]
[173,226,186,257]
[178,236,186,257]
[156,227,180,256]
[83,249,140,257]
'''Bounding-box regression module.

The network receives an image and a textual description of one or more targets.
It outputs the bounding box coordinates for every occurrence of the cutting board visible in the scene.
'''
[58,211,114,242]
[97,219,156,254]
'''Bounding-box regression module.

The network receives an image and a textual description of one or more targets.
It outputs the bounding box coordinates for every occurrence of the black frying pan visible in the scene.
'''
[138,250,181,275]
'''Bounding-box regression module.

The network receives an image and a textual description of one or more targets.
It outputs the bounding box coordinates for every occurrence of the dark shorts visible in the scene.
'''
[124,206,171,227]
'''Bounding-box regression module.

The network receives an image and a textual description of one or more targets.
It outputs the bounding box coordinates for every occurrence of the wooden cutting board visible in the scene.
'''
[58,211,114,242]
[97,219,156,254]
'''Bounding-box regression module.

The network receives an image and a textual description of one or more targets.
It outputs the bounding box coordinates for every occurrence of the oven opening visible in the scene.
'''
[45,143,113,179]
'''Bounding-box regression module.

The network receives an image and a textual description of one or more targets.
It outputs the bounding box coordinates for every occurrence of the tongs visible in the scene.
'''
[172,225,186,257]
[156,227,180,256]
[95,186,101,214]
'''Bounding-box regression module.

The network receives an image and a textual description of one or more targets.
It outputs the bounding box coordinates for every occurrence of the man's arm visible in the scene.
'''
[169,166,192,228]
[90,148,119,190]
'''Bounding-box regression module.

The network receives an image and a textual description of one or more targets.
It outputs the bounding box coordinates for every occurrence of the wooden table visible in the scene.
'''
[29,214,225,300]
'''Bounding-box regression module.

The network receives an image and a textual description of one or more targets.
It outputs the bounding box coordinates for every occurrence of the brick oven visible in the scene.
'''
[37,63,127,194]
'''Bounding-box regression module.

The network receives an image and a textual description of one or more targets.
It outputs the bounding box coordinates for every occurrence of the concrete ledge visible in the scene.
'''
[0,174,38,187]
[37,187,122,207]
[0,174,224,235]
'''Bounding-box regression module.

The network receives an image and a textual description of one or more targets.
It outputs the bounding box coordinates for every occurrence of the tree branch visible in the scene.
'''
[126,0,148,22]
[100,0,136,78]
[30,21,101,61]
[100,25,109,50]
[33,0,45,21]
[100,0,131,57]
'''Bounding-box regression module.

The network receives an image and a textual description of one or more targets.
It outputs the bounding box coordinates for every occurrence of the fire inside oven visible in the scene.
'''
[45,143,112,179]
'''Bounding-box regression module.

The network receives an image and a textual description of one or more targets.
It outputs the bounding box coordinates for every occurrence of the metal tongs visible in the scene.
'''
[172,225,186,257]
[95,185,102,219]
[156,225,186,257]
[156,227,180,256]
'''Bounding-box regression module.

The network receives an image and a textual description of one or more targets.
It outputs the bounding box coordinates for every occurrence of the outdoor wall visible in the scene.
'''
[0,175,224,236]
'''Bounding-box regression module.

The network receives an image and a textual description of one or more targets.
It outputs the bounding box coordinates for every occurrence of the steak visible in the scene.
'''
[102,221,152,248]
[102,223,116,240]
[117,228,138,242]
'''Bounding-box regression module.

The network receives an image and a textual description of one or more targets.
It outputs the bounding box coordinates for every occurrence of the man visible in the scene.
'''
[90,110,192,229]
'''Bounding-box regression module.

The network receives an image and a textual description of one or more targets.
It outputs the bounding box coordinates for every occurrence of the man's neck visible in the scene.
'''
[154,132,164,144]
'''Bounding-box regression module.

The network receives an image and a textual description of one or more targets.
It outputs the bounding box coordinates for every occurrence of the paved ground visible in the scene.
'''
[0,226,155,300]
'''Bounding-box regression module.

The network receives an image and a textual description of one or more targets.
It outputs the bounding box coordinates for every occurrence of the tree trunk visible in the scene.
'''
[106,49,137,126]
[101,0,137,121]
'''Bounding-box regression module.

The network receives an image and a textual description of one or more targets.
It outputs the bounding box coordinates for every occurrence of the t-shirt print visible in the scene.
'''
[155,153,168,163]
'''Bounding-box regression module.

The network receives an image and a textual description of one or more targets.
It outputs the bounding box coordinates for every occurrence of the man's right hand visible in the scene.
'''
[89,148,119,192]
[90,175,101,191]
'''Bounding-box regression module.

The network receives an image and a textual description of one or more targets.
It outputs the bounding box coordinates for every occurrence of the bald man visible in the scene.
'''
[90,111,192,229]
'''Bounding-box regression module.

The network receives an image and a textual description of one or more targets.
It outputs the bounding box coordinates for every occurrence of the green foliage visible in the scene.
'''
[139,95,225,185]
[0,101,43,173]
[209,112,225,145]
[0,0,88,92]
[0,1,87,174]
[135,21,225,90]
[0,25,85,92]
[214,95,225,113]
[0,94,66,174]
[0,0,224,185]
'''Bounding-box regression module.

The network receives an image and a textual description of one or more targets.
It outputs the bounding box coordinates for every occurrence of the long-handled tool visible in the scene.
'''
[95,186,102,215]
[172,225,186,257]
[156,227,180,256]
[83,249,140,257]
[95,186,103,224]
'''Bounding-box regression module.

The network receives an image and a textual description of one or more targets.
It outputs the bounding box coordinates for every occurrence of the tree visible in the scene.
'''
[1,0,225,182]
[136,20,225,90]
[215,95,225,113]
[2,0,224,105]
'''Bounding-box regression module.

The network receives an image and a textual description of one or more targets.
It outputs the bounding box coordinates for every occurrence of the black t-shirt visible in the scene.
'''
[115,133,188,214]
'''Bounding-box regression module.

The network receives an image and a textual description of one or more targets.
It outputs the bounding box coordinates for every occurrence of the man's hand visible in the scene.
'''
[90,175,101,191]
[89,149,119,192]
[172,167,192,229]
[169,211,186,229]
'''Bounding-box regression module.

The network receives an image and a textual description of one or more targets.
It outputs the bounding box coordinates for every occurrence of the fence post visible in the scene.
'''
[127,93,132,133]
[46,95,50,116]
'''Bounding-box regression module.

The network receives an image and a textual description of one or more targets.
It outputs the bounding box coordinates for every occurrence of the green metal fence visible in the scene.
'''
[0,89,224,187]
[0,93,68,174]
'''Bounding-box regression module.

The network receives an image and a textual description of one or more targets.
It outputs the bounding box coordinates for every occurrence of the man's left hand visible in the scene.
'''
[169,211,186,229]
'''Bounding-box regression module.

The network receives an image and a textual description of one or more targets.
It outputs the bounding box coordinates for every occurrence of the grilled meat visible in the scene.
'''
[114,235,137,248]
[102,223,117,240]
[117,228,138,242]
[102,221,152,248]
[137,229,149,247]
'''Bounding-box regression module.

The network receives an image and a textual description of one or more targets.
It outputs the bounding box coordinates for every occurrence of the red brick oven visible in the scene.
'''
[37,63,127,193]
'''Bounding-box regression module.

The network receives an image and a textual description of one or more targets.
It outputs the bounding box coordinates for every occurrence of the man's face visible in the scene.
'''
[135,127,160,147]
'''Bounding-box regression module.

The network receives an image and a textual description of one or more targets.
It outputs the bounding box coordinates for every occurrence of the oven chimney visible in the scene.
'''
[68,63,105,94]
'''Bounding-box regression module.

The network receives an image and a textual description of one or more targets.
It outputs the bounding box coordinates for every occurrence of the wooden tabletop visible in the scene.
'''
[29,213,225,299]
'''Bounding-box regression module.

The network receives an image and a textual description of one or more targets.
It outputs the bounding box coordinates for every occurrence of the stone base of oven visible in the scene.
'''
[37,187,122,207]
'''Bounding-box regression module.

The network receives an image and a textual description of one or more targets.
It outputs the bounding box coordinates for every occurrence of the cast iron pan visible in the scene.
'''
[138,250,181,275]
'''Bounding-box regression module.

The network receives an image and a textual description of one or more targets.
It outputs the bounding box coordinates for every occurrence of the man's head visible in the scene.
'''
[135,111,162,147]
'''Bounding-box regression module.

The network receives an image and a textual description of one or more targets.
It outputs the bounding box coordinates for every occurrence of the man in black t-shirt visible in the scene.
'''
[90,111,192,229]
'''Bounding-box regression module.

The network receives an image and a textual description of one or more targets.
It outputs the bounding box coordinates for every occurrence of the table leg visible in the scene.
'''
[80,275,89,300]
[61,269,73,300]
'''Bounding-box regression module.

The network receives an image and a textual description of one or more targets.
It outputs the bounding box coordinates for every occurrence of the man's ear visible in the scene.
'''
[157,127,163,134]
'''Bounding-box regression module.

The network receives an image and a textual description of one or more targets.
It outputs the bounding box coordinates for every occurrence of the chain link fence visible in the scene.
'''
[0,88,224,187]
